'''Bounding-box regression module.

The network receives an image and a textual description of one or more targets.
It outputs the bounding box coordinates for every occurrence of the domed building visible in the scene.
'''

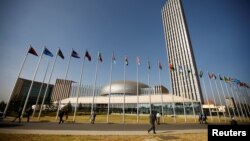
[58,80,198,115]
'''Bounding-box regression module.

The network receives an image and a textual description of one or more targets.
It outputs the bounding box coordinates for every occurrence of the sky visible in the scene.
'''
[0,0,249,103]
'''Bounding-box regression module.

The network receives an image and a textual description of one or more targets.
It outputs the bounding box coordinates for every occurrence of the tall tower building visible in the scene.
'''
[162,0,203,103]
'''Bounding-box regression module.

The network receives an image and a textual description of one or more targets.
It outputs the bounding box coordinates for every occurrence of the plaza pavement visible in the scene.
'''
[0,121,208,135]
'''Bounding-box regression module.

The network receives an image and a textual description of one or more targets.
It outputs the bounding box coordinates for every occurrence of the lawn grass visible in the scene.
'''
[5,114,243,124]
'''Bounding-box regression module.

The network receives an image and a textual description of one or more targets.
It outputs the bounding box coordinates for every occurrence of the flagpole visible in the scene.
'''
[147,65,151,115]
[73,57,85,122]
[188,70,196,122]
[229,85,241,120]
[136,61,139,123]
[245,87,250,104]
[240,92,248,121]
[214,78,226,122]
[107,54,113,123]
[2,47,30,118]
[32,61,50,118]
[91,57,99,115]
[241,89,250,120]
[219,78,231,120]
[235,87,246,121]
[38,49,59,120]
[207,73,220,122]
[244,87,250,118]
[224,82,236,119]
[55,49,72,120]
[169,70,176,123]
[178,67,186,123]
[158,67,164,123]
[197,72,205,116]
[21,47,44,119]
[243,98,250,120]
[201,77,213,121]
[123,61,126,123]
[242,95,250,120]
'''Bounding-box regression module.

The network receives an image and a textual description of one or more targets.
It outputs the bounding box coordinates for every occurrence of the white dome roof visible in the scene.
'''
[100,81,149,96]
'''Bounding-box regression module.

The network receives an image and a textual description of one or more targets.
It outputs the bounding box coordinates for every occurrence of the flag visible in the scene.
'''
[231,78,240,84]
[98,51,102,62]
[136,57,140,66]
[208,73,213,79]
[71,50,80,58]
[84,50,91,61]
[213,73,217,79]
[245,83,249,88]
[239,82,244,87]
[112,52,116,64]
[224,76,231,83]
[219,75,223,80]
[125,56,128,66]
[43,48,53,57]
[199,70,203,78]
[242,82,250,88]
[28,46,38,56]
[57,49,64,59]
[239,82,248,88]
[147,59,151,70]
[158,61,162,70]
[224,76,228,82]
[169,63,174,71]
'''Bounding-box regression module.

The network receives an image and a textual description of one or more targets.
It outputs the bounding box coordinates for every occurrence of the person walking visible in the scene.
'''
[198,113,202,124]
[58,109,65,124]
[90,111,96,124]
[202,113,207,124]
[230,116,237,125]
[64,109,68,120]
[156,112,161,125]
[26,107,33,122]
[12,107,22,123]
[147,111,157,134]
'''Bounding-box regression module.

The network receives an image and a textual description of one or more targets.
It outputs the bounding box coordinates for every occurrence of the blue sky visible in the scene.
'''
[0,0,249,103]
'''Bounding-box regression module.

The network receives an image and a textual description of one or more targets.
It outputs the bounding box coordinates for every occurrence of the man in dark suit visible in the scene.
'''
[58,109,65,124]
[12,107,22,123]
[26,107,33,122]
[147,111,157,134]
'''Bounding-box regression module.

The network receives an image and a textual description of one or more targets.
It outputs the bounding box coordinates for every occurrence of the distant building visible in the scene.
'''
[10,78,53,110]
[50,79,74,102]
[202,99,226,116]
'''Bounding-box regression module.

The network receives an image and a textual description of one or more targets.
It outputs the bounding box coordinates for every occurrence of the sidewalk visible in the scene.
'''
[0,129,207,135]
[0,121,207,135]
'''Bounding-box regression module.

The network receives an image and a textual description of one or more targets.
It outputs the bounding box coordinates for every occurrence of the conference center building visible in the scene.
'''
[10,78,201,116]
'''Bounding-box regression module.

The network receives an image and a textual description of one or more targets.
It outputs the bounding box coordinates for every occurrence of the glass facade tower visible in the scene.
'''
[162,0,204,103]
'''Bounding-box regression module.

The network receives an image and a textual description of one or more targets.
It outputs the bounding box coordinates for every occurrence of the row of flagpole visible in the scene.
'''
[3,45,250,123]
[198,71,250,122]
[169,63,250,122]
[3,45,167,122]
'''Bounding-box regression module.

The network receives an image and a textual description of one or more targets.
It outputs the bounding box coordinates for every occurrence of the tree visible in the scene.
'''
[78,103,83,111]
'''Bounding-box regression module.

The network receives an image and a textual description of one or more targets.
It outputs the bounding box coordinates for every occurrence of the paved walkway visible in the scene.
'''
[0,121,207,135]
